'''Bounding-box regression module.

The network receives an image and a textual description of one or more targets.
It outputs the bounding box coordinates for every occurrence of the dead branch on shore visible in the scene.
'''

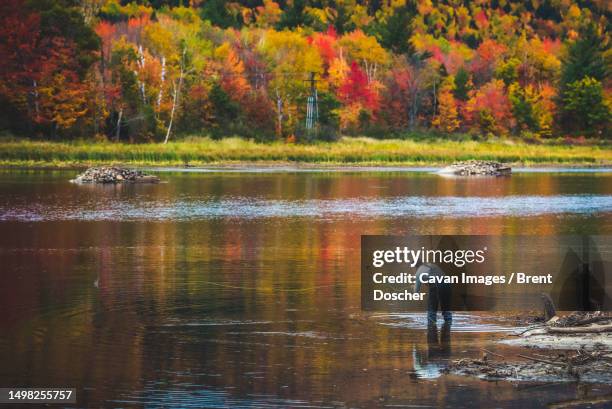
[517,324,547,335]
[518,354,565,367]
[481,348,505,359]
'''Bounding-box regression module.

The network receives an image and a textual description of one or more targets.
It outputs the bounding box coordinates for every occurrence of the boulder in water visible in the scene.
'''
[71,167,160,184]
[439,160,511,176]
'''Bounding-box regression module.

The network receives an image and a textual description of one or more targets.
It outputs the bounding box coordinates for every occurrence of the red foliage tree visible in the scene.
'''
[338,62,379,111]
[470,39,507,84]
[95,21,116,63]
[310,31,337,67]
[0,0,88,132]
[0,1,45,103]
[464,80,514,134]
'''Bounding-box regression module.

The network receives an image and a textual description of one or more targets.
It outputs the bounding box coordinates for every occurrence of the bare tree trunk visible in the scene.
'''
[164,49,185,144]
[363,60,377,84]
[157,56,166,111]
[93,102,98,135]
[115,109,123,141]
[164,81,178,144]
[409,94,418,130]
[25,80,34,133]
[32,80,40,122]
[275,89,283,139]
[137,45,147,105]
[432,79,437,117]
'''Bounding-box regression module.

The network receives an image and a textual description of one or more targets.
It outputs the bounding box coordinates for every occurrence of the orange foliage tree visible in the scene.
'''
[464,79,514,135]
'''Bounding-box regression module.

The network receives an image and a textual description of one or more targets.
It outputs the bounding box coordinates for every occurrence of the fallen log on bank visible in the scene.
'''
[547,323,612,334]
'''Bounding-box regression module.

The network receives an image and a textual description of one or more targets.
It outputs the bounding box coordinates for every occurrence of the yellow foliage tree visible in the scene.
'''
[432,81,460,133]
[337,30,389,82]
[258,29,322,136]
[39,73,88,131]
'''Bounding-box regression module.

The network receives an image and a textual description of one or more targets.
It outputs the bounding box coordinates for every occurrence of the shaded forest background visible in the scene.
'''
[0,0,610,143]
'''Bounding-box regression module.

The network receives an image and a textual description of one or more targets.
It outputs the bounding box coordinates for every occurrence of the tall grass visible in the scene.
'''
[0,136,609,167]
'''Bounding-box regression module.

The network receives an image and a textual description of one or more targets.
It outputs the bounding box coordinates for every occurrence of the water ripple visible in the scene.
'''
[0,195,611,221]
[113,386,334,409]
[374,313,521,333]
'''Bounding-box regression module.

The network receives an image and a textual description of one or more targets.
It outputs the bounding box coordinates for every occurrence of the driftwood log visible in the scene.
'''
[566,316,612,326]
[547,324,612,334]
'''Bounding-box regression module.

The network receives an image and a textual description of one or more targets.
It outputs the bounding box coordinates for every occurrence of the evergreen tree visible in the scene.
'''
[560,23,607,90]
[563,77,610,137]
[453,67,471,101]
[276,0,313,30]
[559,23,609,134]
[209,83,241,130]
[372,3,416,55]
[200,0,242,28]
[329,1,355,35]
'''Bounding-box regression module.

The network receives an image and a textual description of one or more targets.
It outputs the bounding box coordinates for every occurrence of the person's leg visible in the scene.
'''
[439,283,452,323]
[427,284,439,324]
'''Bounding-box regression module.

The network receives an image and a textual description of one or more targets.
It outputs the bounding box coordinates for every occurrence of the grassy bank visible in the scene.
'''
[0,136,610,167]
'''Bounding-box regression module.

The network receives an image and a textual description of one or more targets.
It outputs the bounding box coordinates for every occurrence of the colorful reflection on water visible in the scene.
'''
[0,169,611,408]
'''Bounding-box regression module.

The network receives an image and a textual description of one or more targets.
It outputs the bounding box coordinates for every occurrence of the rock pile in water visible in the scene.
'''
[71,167,160,184]
[439,160,511,176]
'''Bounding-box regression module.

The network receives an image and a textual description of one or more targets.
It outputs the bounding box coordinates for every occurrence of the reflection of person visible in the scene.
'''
[415,263,452,324]
[412,320,452,379]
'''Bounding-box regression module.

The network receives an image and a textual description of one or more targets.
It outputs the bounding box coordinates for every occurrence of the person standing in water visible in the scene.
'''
[415,263,453,324]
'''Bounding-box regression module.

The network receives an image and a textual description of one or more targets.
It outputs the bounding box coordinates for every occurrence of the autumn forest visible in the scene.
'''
[0,0,610,143]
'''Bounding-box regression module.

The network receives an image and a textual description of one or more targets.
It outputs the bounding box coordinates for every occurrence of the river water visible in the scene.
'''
[0,168,611,408]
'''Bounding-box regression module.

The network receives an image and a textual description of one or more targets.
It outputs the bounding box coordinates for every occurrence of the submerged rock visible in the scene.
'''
[71,167,160,184]
[439,160,511,176]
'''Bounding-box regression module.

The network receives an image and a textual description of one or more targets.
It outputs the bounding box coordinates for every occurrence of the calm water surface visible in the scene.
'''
[0,168,611,408]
